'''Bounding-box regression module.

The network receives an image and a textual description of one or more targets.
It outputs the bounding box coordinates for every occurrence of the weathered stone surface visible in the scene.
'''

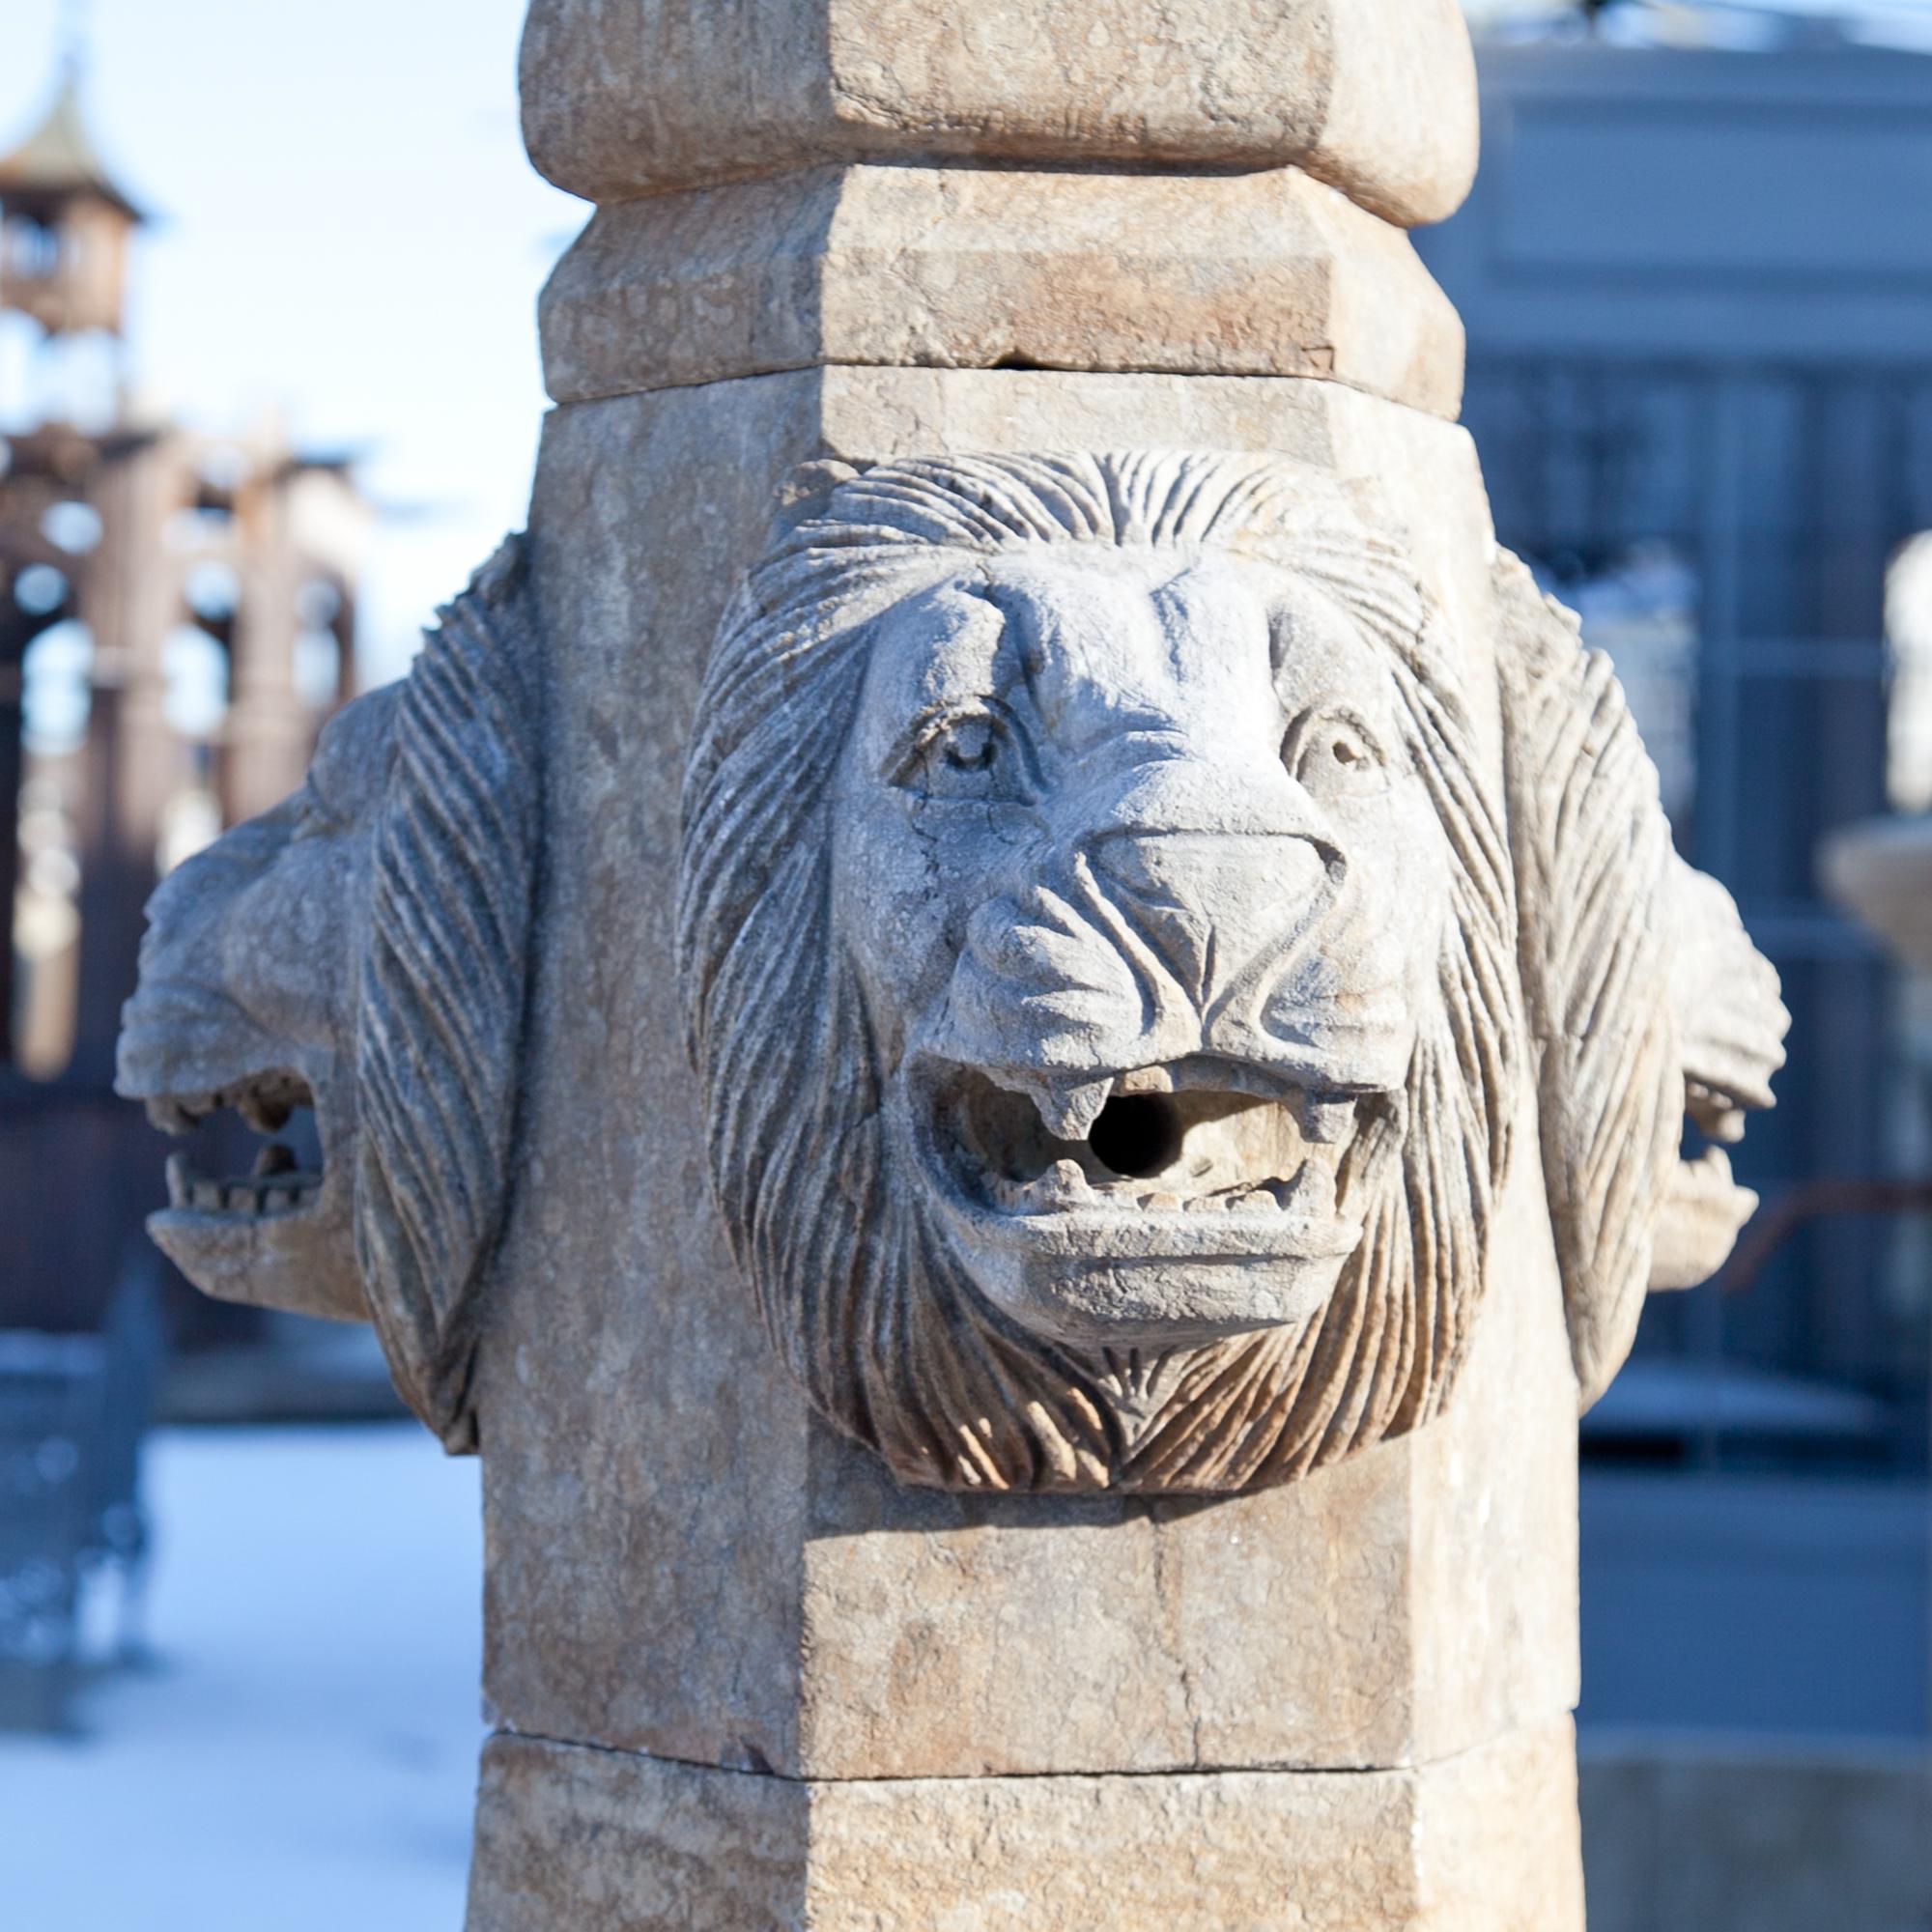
[682,449,1521,1492]
[518,0,1479,229]
[793,1121,1577,1777]
[1493,561,1787,1397]
[109,0,1796,1917]
[114,357,1782,1787]
[540,165,1464,416]
[469,1735,806,1932]
[114,544,542,1434]
[113,689,397,1328]
[476,364,1577,1778]
[467,1719,1584,1931]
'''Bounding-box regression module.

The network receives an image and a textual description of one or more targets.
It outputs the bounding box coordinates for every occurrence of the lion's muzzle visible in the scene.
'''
[1090,829,1338,1020]
[909,1050,1382,1349]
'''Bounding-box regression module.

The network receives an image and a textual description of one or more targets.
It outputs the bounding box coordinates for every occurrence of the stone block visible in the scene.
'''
[467,1719,1584,1931]
[518,0,1479,228]
[540,164,1464,417]
[475,365,1574,1783]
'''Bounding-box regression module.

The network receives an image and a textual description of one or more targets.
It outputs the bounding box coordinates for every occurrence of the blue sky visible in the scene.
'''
[2,0,582,687]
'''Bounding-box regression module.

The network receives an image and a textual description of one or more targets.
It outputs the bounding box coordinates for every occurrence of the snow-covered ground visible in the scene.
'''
[0,1426,482,1931]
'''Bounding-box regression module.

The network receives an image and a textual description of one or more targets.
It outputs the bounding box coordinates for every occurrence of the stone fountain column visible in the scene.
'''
[116,2,1789,1925]
[467,4,1583,1926]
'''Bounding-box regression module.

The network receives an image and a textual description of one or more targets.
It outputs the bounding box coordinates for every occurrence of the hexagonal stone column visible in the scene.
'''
[115,0,1792,1919]
[469,1,1585,1925]
[469,361,1584,1928]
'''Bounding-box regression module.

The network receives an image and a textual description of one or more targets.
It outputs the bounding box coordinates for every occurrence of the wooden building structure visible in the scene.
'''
[0,63,366,1332]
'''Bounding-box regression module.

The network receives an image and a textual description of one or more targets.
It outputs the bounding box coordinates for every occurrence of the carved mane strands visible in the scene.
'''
[1493,556,1788,1406]
[679,452,1522,1492]
[355,539,543,1452]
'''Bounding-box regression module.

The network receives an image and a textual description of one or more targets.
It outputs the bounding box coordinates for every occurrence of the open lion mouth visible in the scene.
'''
[917,1056,1382,1262]
[145,1069,326,1223]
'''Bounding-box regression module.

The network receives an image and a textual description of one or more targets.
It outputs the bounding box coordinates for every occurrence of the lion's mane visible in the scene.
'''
[679,454,1521,1492]
[355,537,542,1453]
[1492,554,1686,1406]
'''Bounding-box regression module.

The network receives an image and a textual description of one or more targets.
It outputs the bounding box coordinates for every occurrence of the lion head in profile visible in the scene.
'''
[1492,554,1787,1403]
[679,453,1523,1492]
[117,538,540,1452]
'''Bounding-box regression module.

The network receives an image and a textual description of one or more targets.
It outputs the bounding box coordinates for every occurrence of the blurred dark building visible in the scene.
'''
[1417,40,1932,1931]
[0,66,367,1347]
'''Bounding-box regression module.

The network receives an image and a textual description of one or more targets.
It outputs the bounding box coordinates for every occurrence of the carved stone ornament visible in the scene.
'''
[678,451,1788,1492]
[116,538,541,1452]
[112,453,1786,1493]
[1492,555,1788,1400]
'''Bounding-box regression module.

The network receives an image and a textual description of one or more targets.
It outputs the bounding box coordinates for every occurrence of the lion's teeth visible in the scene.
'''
[240,1090,293,1134]
[1274,1162,1335,1218]
[1030,1076,1114,1144]
[1229,1189,1271,1213]
[190,1179,224,1211]
[1296,1094,1357,1145]
[165,1151,192,1208]
[1038,1158,1090,1203]
[252,1142,298,1179]
[1147,1191,1182,1214]
[146,1096,197,1136]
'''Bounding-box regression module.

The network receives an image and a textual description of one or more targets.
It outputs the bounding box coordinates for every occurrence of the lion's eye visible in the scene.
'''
[896,707,1036,803]
[942,718,998,774]
[1284,710,1390,799]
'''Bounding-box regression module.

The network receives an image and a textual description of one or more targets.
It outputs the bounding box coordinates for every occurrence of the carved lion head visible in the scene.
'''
[1492,554,1787,1402]
[679,453,1522,1492]
[116,538,540,1450]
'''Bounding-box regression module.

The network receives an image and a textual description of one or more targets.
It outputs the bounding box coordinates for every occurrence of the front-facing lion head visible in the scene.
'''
[679,453,1521,1492]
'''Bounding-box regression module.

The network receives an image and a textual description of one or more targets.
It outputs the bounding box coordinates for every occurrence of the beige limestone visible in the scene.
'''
[467,1720,1584,1931]
[540,165,1464,417]
[114,547,541,1440]
[114,693,399,1328]
[684,449,1521,1491]
[108,0,1791,1914]
[477,364,1574,1781]
[517,0,1479,229]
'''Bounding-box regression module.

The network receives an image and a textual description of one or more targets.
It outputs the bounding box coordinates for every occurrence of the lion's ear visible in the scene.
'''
[1493,551,1684,1408]
[355,534,544,1453]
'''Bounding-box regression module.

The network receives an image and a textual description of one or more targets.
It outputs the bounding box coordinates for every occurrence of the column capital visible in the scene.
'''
[519,0,1479,228]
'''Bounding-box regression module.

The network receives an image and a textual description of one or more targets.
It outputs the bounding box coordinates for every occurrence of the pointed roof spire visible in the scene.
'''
[0,46,145,226]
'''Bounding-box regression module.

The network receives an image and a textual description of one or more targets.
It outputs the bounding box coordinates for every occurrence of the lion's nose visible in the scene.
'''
[1096,755,1343,860]
[1089,829,1338,1013]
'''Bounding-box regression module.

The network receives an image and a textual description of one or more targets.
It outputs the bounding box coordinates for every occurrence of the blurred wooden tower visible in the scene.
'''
[0,60,140,338]
[0,53,369,1330]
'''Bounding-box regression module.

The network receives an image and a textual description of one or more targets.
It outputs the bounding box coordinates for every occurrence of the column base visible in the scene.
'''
[467,1719,1583,1932]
